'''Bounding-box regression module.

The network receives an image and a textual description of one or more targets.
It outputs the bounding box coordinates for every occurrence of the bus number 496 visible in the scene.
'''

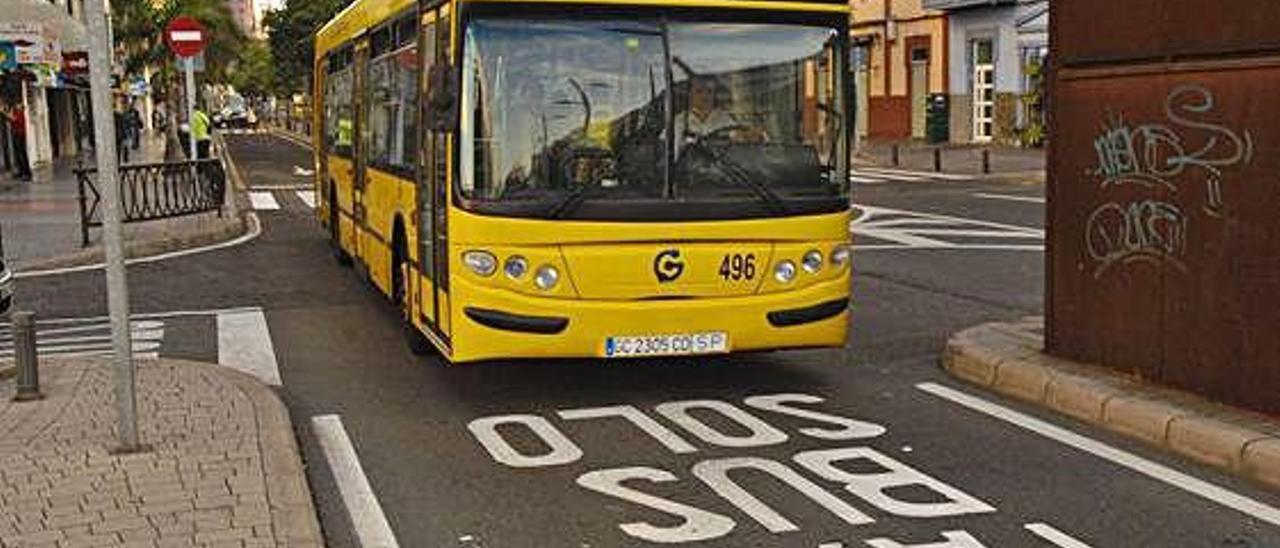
[719,254,756,281]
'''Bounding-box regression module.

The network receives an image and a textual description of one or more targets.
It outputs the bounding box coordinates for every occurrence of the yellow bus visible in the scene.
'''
[314,0,852,363]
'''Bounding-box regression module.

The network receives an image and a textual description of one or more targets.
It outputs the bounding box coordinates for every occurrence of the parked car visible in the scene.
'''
[213,106,257,129]
[0,255,13,316]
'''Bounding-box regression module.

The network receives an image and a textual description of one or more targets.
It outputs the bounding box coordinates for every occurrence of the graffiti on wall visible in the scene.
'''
[1086,85,1253,277]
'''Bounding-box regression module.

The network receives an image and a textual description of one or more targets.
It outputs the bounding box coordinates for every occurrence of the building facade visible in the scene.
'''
[225,0,257,38]
[2,0,88,176]
[850,0,948,141]
[924,0,1048,145]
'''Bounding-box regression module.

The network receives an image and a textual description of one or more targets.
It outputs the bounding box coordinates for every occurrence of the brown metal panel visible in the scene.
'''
[1053,0,1280,66]
[1048,60,1280,414]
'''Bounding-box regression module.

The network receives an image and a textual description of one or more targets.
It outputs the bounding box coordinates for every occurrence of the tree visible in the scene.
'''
[111,0,248,84]
[265,0,353,96]
[227,40,274,98]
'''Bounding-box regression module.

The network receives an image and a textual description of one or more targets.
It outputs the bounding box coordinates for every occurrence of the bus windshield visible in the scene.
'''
[460,15,848,221]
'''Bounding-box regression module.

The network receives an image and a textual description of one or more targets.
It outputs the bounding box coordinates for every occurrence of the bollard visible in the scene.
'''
[12,311,42,402]
[891,144,900,167]
[933,148,942,172]
[982,149,991,174]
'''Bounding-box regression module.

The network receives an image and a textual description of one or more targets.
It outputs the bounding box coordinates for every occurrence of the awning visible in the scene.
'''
[0,0,89,53]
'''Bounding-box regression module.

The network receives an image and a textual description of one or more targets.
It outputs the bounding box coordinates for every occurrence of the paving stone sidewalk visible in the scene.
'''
[0,358,322,548]
[944,318,1280,491]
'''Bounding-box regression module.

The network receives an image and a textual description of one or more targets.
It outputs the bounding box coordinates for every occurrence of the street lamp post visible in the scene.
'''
[83,0,140,452]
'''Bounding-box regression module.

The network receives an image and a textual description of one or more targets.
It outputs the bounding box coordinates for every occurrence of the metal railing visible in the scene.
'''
[75,159,226,247]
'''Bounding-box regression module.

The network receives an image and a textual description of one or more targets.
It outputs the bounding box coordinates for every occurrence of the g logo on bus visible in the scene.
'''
[654,249,685,283]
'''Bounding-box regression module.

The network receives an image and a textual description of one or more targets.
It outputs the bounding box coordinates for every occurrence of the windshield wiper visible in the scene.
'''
[701,149,789,216]
[547,184,594,219]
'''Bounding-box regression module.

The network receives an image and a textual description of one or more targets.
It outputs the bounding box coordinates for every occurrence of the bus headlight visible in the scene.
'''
[463,250,498,277]
[504,256,529,280]
[534,265,560,290]
[831,245,852,268]
[802,250,824,273]
[774,260,797,283]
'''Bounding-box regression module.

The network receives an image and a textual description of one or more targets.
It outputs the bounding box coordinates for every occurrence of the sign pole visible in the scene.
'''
[83,0,139,452]
[184,57,197,159]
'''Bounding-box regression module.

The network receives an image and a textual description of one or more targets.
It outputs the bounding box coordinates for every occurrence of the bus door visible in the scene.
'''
[353,39,370,269]
[416,6,453,340]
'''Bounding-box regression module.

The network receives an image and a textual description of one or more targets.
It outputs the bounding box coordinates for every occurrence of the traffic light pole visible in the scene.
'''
[83,0,140,452]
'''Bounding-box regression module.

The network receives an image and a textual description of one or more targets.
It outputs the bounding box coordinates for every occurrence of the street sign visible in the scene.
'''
[165,16,207,58]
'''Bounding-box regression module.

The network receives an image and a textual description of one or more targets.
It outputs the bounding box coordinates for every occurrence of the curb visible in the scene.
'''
[268,128,314,150]
[942,318,1280,491]
[197,361,326,547]
[12,145,254,274]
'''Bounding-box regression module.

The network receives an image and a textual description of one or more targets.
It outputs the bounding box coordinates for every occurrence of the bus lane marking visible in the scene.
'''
[1025,522,1094,548]
[313,415,400,548]
[464,393,1064,545]
[917,382,1280,528]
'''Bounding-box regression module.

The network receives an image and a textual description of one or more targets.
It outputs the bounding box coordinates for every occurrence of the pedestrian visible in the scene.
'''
[114,103,131,164]
[192,104,212,159]
[4,102,31,181]
[127,101,142,151]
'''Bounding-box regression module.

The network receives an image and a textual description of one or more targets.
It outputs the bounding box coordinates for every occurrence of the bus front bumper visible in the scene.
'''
[448,276,850,362]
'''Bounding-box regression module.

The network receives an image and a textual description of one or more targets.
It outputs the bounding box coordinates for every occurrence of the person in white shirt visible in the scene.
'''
[675,76,766,159]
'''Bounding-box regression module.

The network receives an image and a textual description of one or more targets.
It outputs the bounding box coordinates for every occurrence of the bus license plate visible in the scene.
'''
[604,332,729,358]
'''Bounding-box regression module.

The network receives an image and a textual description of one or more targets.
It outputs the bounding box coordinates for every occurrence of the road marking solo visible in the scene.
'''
[468,394,1015,544]
[917,382,1280,528]
[312,415,400,548]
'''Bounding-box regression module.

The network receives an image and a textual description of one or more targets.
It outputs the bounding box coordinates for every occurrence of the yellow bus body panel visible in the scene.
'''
[442,210,851,362]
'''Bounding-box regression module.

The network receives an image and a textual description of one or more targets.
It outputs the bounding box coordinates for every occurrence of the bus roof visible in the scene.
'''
[315,0,849,58]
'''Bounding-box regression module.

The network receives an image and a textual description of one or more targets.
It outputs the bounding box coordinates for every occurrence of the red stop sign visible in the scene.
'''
[165,16,207,58]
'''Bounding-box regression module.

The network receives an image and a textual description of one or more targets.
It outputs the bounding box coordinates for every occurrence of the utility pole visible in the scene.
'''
[83,0,140,452]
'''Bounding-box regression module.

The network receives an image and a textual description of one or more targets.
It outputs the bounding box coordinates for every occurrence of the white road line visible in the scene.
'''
[860,167,974,181]
[917,382,1280,528]
[14,213,263,279]
[296,190,317,209]
[854,171,929,182]
[312,415,400,548]
[850,176,884,184]
[974,192,1046,204]
[1025,523,1094,548]
[249,191,281,211]
[216,309,281,386]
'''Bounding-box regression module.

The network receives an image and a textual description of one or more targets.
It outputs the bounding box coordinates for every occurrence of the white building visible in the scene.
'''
[923,0,1049,145]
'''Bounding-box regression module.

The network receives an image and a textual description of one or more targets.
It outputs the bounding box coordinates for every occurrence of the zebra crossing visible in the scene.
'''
[0,307,281,386]
[249,189,316,211]
[851,204,1044,251]
[0,317,166,361]
[851,167,975,185]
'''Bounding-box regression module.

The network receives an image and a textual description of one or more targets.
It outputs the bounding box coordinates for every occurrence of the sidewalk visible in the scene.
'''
[943,318,1280,491]
[0,357,322,548]
[0,133,247,272]
[855,140,1046,180]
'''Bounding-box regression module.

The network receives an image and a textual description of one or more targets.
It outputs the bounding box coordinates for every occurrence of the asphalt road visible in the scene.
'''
[9,134,1280,548]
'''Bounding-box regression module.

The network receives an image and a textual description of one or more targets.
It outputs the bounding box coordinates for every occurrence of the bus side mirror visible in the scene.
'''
[426,63,457,132]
